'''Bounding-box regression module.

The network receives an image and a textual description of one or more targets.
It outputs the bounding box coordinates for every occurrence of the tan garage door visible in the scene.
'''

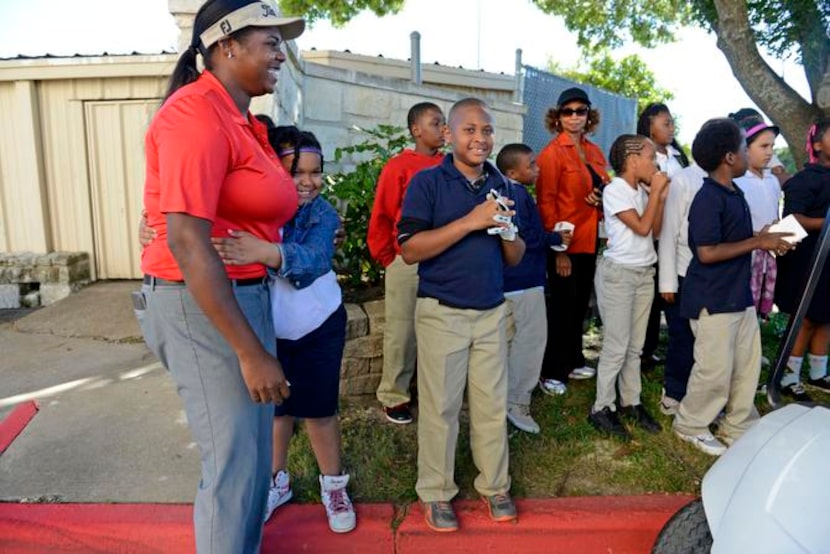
[85,99,159,279]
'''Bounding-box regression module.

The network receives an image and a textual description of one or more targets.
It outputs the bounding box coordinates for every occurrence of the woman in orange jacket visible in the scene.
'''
[535,87,610,395]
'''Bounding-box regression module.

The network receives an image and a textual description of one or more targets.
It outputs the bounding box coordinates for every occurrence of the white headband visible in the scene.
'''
[199,1,305,49]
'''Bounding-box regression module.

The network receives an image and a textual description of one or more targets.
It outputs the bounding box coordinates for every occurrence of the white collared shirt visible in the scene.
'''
[658,164,707,293]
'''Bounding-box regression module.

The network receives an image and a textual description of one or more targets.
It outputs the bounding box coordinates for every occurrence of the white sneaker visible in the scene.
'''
[507,403,541,434]
[319,474,356,533]
[568,366,596,380]
[659,389,680,416]
[538,378,567,396]
[674,430,727,456]
[264,469,292,522]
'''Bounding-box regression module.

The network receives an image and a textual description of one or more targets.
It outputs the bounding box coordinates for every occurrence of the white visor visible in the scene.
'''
[199,1,305,49]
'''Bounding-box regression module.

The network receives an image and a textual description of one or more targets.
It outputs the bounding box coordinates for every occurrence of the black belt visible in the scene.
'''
[143,275,266,287]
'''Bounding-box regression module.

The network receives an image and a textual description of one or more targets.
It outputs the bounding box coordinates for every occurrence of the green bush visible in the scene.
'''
[324,124,410,289]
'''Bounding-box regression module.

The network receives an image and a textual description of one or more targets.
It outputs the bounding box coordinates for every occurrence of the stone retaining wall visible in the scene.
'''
[340,299,385,397]
[0,252,90,308]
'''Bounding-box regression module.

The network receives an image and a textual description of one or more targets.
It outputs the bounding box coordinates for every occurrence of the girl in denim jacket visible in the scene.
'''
[213,126,355,534]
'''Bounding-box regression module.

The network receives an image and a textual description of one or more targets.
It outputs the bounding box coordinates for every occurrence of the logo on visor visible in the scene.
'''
[260,3,277,17]
[220,19,232,35]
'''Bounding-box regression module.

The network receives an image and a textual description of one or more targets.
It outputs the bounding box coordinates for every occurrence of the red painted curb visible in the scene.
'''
[0,496,693,553]
[397,496,694,553]
[0,401,39,455]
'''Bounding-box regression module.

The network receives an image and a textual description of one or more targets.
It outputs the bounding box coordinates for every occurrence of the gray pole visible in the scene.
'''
[514,48,523,103]
[410,31,422,85]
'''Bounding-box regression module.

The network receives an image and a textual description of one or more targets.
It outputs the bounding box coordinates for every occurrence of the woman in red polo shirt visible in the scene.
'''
[536,87,610,396]
[136,1,304,552]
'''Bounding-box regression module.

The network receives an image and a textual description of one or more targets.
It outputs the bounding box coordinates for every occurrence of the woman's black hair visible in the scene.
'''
[691,118,744,173]
[636,102,690,168]
[270,126,324,174]
[163,0,260,102]
[608,134,648,174]
[255,114,277,130]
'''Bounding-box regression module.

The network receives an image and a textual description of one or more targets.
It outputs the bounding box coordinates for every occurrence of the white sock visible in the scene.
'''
[780,356,803,387]
[807,354,828,380]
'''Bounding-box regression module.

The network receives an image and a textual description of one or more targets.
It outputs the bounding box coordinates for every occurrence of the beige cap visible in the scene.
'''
[200,1,305,49]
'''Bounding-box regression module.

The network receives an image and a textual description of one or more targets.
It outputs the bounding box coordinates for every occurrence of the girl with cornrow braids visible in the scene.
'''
[588,134,669,440]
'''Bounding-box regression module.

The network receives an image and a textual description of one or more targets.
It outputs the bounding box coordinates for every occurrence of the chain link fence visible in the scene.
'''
[522,65,637,160]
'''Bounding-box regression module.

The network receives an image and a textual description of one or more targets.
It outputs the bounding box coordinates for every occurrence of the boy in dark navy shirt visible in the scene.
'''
[397,98,525,532]
[496,143,571,434]
[674,118,793,456]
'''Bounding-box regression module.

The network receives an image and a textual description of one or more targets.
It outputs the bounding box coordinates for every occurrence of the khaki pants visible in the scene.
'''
[674,307,761,440]
[414,297,510,502]
[593,258,654,411]
[376,256,419,407]
[505,288,547,405]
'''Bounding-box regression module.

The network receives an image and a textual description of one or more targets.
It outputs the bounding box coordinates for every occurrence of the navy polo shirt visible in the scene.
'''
[503,182,560,292]
[680,177,754,319]
[397,155,509,310]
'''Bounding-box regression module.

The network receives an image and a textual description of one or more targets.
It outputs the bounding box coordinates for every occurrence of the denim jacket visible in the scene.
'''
[270,196,339,289]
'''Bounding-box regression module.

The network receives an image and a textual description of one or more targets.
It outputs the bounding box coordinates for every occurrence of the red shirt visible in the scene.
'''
[141,71,298,280]
[367,149,444,267]
[536,133,610,254]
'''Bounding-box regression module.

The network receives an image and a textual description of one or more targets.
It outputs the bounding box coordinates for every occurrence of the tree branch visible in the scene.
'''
[712,0,822,166]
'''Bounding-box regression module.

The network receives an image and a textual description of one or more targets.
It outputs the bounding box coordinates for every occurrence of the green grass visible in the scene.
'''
[284,314,827,504]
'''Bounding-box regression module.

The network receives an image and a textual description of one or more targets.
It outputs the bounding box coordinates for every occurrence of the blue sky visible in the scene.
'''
[0,0,811,146]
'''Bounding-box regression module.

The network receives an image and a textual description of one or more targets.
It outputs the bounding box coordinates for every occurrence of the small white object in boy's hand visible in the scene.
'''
[768,215,807,245]
[551,221,575,252]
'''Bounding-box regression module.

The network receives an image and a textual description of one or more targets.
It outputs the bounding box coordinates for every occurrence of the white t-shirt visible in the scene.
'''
[602,177,657,266]
[269,270,341,340]
[735,170,781,232]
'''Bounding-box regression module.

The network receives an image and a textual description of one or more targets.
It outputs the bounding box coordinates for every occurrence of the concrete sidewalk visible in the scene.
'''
[0,281,199,502]
[0,281,690,552]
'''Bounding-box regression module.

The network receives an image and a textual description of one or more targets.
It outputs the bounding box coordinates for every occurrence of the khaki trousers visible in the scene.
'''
[505,288,547,405]
[414,297,510,502]
[593,258,654,411]
[376,256,419,407]
[674,307,761,440]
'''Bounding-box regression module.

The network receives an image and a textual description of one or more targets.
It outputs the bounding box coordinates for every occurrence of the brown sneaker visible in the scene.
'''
[422,500,458,532]
[481,493,517,522]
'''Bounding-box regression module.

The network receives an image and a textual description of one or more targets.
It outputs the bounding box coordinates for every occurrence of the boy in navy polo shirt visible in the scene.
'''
[397,98,526,532]
[496,143,571,434]
[674,119,793,456]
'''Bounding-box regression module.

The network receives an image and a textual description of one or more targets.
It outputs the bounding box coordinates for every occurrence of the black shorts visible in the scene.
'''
[274,303,347,418]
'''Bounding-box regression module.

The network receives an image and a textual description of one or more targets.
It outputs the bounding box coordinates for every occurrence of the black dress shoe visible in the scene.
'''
[588,407,631,440]
[620,404,661,434]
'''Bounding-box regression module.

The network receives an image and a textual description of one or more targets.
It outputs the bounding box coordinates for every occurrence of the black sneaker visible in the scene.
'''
[588,407,631,440]
[620,404,662,434]
[383,403,413,424]
[807,376,830,392]
[780,382,813,402]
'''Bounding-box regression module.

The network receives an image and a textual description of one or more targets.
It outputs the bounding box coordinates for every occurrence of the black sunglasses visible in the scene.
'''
[560,107,589,116]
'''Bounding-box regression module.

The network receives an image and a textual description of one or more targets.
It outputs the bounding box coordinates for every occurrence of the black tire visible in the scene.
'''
[652,498,713,554]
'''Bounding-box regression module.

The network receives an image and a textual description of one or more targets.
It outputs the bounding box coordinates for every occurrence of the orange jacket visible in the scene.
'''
[536,133,610,254]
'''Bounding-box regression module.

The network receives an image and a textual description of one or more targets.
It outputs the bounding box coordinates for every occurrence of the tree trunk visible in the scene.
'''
[712,0,824,168]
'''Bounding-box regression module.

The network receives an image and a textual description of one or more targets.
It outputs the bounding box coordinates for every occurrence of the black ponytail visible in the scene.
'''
[163,0,260,103]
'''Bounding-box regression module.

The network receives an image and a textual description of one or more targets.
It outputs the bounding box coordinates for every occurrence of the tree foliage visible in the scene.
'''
[531,0,829,165]
[548,52,674,113]
[279,0,405,26]
[323,125,409,288]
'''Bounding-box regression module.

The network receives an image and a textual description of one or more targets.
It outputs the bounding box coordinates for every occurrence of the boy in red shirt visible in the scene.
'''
[369,102,445,424]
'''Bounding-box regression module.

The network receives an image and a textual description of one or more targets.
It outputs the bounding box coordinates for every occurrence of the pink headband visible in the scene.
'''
[745,123,772,138]
[807,124,818,164]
